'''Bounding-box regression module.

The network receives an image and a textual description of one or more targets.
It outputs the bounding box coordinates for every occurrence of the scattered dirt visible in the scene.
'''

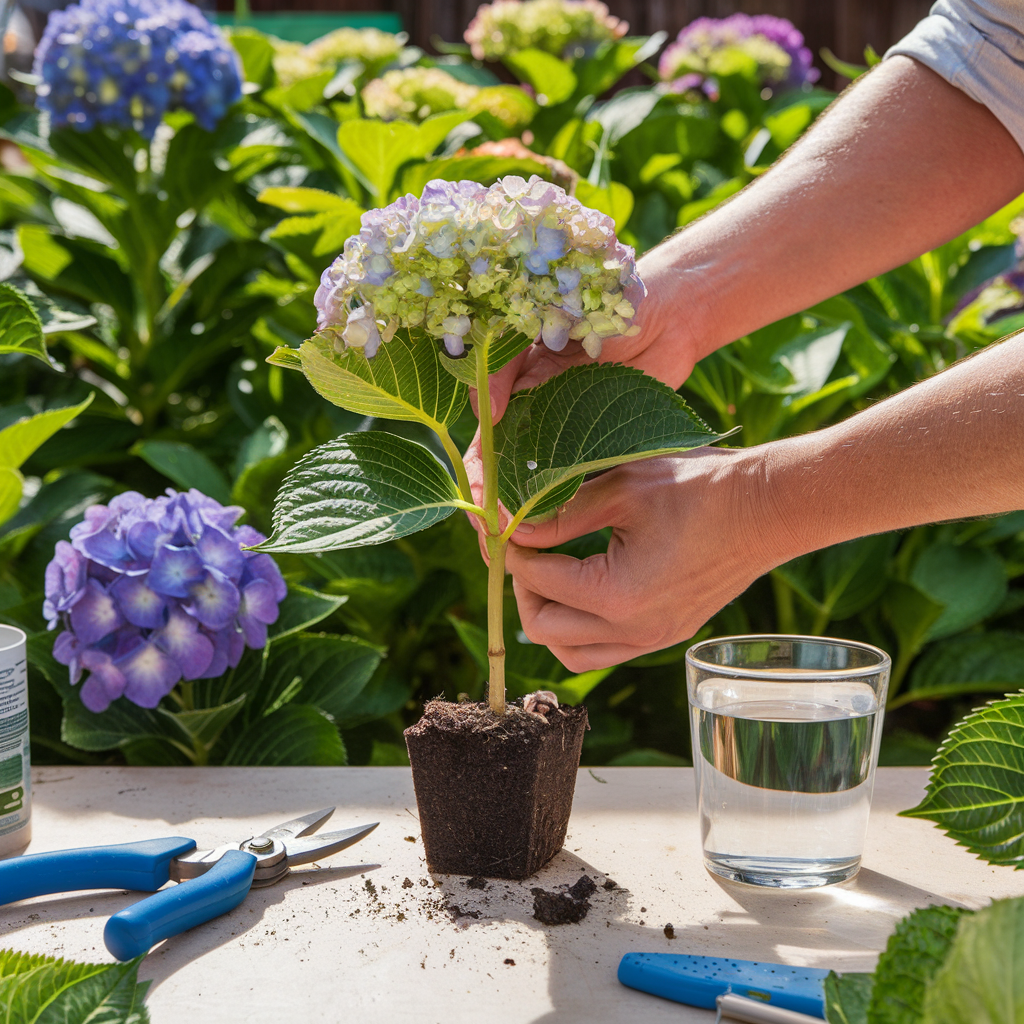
[663,923,675,939]
[364,879,378,899]
[402,878,414,889]
[504,958,516,966]
[404,836,417,843]
[465,877,488,890]
[530,875,597,926]
[602,879,618,891]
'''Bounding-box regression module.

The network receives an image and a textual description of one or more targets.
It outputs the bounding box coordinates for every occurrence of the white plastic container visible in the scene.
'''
[0,625,30,855]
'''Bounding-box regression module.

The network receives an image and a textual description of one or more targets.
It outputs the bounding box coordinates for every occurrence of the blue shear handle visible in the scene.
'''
[0,837,197,905]
[104,849,256,961]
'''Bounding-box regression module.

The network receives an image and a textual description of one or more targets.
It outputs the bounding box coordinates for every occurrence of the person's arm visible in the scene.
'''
[484,55,1024,412]
[505,334,1024,672]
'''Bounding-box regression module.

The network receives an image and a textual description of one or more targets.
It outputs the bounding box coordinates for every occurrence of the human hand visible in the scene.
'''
[502,446,791,672]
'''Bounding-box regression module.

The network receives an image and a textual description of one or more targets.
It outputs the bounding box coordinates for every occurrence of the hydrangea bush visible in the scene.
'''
[264,176,726,714]
[33,0,242,138]
[45,489,286,712]
[273,26,406,88]
[659,13,819,93]
[465,0,627,61]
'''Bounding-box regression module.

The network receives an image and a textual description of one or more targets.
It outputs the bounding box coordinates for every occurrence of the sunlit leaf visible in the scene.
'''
[0,281,50,365]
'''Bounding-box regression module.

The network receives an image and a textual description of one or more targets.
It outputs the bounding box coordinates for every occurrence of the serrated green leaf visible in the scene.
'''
[900,632,1024,707]
[825,972,873,1024]
[867,904,965,1024]
[222,703,346,766]
[503,48,577,105]
[257,186,362,215]
[296,330,468,431]
[902,691,1024,866]
[921,896,1024,1024]
[0,394,94,471]
[260,431,464,554]
[0,281,50,365]
[0,948,149,1024]
[494,363,727,520]
[130,440,232,505]
[256,631,382,722]
[268,584,347,640]
[164,695,246,749]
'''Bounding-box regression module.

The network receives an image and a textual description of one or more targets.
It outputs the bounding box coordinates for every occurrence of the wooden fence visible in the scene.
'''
[216,0,934,88]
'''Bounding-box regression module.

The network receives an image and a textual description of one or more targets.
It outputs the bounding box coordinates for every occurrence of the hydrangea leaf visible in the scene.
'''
[503,48,577,105]
[0,281,50,366]
[438,328,533,386]
[130,440,232,506]
[288,330,468,431]
[0,393,93,471]
[494,363,731,520]
[866,904,966,1024]
[268,584,348,641]
[0,467,23,526]
[259,431,465,554]
[901,691,1024,866]
[0,949,150,1024]
[222,703,346,766]
[824,972,872,1024]
[921,896,1024,1024]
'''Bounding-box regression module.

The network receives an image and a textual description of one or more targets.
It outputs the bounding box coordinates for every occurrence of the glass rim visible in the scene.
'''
[0,624,26,654]
[685,633,891,681]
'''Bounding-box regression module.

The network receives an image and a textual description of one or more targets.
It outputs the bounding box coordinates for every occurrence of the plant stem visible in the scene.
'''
[476,333,505,714]
[437,428,474,505]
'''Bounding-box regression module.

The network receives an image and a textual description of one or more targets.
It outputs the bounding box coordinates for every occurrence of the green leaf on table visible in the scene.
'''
[900,632,1024,706]
[824,971,873,1024]
[495,364,728,520]
[902,691,1024,866]
[259,431,463,554]
[268,584,348,640]
[130,440,232,506]
[503,49,577,106]
[222,703,346,766]
[867,904,965,1024]
[0,948,150,1024]
[279,330,468,432]
[921,896,1024,1024]
[909,543,1008,641]
[0,281,50,365]
[337,113,468,203]
[255,631,382,721]
[0,394,93,471]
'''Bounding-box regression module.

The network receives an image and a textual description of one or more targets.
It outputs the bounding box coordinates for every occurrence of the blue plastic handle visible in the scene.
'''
[0,837,197,905]
[104,849,256,961]
[618,953,829,1018]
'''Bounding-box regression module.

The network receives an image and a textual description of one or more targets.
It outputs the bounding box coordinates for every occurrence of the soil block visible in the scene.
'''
[404,699,589,880]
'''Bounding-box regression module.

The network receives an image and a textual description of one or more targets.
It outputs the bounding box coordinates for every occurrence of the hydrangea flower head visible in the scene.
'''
[362,67,479,122]
[33,0,242,138]
[465,0,627,61]
[314,174,644,360]
[273,27,405,87]
[659,14,819,92]
[45,489,286,713]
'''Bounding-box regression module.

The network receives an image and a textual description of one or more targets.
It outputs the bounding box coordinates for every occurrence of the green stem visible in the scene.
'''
[476,332,505,714]
[437,428,474,505]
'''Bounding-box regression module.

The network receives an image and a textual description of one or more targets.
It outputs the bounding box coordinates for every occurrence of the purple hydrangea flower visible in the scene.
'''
[45,489,287,713]
[314,175,645,361]
[33,0,242,139]
[659,14,819,93]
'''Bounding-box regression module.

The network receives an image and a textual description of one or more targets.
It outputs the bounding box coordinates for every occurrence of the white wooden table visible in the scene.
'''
[4,767,1021,1023]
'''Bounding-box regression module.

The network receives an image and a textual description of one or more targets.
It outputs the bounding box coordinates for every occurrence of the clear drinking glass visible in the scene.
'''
[685,635,890,889]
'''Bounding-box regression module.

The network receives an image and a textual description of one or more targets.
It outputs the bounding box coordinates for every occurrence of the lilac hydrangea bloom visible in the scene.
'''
[44,489,286,713]
[659,14,819,93]
[33,0,242,139]
[315,175,644,361]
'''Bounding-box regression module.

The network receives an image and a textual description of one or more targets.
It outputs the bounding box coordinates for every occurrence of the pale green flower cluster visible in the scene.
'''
[271,27,404,87]
[361,66,478,122]
[464,0,627,61]
[315,175,644,361]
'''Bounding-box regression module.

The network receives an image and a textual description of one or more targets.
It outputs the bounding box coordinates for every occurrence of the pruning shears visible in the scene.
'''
[0,808,377,961]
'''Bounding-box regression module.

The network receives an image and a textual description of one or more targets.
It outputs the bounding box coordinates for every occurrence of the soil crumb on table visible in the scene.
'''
[531,875,597,925]
[465,877,488,890]
[663,923,675,939]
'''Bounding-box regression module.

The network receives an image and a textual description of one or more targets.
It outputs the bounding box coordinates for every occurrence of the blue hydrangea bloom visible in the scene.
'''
[32,0,242,139]
[45,489,287,713]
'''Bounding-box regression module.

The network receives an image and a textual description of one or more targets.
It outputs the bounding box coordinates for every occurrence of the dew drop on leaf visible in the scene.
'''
[527,460,537,470]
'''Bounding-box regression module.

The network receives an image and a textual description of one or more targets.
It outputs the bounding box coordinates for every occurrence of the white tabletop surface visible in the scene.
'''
[3,766,1021,1023]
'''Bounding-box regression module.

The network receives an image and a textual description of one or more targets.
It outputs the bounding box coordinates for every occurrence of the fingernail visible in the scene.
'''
[515,523,535,535]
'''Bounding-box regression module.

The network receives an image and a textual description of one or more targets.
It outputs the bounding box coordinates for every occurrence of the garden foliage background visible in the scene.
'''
[2,4,1024,770]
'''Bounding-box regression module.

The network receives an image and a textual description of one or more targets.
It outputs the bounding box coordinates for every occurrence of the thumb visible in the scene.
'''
[487,349,529,423]
[509,471,627,549]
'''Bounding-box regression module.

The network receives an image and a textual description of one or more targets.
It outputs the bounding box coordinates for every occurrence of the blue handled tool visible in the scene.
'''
[618,953,829,1019]
[0,808,377,961]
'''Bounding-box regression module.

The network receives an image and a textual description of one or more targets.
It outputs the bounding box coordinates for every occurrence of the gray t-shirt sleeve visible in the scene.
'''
[885,1,1024,154]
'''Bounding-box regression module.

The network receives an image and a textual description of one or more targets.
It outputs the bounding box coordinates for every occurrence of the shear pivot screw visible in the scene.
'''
[248,837,274,853]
